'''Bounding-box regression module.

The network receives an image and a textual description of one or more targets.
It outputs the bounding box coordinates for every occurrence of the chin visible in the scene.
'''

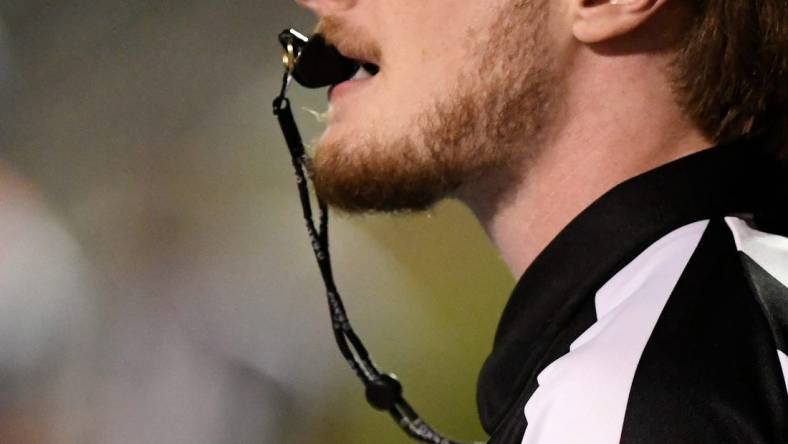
[320,115,360,144]
[315,127,350,159]
[318,119,379,159]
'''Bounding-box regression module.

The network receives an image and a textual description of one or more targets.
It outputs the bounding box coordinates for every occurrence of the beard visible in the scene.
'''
[312,0,560,213]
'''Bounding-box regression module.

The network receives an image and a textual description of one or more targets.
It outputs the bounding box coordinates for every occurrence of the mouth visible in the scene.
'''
[328,53,381,101]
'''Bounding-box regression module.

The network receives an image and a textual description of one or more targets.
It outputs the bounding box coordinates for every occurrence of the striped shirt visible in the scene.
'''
[477,139,788,444]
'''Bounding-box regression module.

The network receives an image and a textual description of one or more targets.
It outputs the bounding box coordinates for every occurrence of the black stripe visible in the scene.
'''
[740,253,788,354]
[486,298,599,444]
[620,219,788,443]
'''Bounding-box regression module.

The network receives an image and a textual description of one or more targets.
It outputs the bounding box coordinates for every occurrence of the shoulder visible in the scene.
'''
[522,219,788,444]
[723,216,788,378]
[618,217,788,443]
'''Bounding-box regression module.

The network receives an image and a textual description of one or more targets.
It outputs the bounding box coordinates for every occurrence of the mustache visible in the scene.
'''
[315,17,383,63]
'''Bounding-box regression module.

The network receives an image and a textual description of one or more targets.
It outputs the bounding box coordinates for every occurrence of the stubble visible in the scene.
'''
[312,0,561,213]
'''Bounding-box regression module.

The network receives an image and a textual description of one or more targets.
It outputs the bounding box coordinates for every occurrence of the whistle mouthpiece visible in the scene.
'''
[278,29,360,89]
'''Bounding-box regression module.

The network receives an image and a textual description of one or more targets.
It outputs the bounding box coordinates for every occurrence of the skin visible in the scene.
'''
[294,0,712,278]
[304,1,506,150]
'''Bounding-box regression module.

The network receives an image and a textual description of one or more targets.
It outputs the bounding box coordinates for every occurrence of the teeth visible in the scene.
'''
[351,65,373,81]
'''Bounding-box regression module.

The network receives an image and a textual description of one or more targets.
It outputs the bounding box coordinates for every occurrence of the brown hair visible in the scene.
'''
[672,1,788,155]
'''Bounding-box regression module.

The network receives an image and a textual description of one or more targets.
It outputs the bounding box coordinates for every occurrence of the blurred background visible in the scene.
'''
[0,1,512,443]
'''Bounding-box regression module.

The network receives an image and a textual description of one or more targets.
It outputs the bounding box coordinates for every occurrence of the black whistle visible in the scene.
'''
[278,29,360,89]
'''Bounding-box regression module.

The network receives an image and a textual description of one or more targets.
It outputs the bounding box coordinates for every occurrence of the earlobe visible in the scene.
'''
[573,0,667,44]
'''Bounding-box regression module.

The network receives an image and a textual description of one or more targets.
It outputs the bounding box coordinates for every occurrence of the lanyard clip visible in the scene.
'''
[279,29,310,75]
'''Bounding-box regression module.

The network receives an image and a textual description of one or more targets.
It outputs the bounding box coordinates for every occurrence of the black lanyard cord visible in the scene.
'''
[272,72,485,444]
[273,74,382,384]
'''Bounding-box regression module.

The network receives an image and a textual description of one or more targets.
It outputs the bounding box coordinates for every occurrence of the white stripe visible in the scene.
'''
[779,351,788,396]
[725,217,788,288]
[521,221,708,444]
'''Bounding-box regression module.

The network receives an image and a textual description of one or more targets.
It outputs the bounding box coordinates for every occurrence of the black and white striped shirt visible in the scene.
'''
[477,139,788,443]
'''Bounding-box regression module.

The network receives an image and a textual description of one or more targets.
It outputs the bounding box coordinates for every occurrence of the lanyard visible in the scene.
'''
[272,29,485,444]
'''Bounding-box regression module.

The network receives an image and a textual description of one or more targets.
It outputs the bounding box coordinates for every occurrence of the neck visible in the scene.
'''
[461,52,712,278]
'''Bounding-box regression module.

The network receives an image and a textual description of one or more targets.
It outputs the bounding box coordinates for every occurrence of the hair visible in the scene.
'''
[672,0,788,157]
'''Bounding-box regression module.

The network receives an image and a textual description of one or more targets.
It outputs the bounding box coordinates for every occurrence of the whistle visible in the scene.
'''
[278,29,360,89]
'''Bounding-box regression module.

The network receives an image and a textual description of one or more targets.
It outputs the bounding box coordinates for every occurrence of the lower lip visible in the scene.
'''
[328,77,374,102]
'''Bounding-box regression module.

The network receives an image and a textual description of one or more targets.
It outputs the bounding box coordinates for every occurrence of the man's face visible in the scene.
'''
[297,0,561,212]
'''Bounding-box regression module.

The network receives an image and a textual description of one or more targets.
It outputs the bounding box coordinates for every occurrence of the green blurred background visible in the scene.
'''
[0,1,513,442]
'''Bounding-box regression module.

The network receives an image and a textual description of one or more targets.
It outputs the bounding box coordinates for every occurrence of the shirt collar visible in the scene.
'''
[476,138,787,434]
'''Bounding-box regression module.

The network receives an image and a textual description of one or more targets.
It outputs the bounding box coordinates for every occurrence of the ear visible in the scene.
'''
[572,0,672,44]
